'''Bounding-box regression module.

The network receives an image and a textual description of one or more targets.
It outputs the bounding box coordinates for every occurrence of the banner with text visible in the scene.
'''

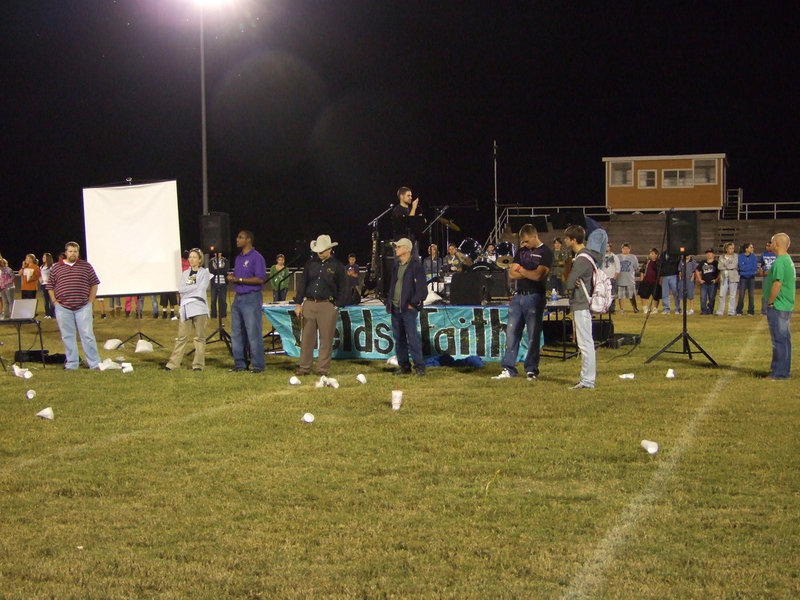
[263,305,531,362]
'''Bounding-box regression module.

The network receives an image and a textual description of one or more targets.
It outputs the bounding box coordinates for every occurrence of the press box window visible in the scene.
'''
[609,161,633,186]
[638,170,657,188]
[693,159,717,184]
[662,169,694,188]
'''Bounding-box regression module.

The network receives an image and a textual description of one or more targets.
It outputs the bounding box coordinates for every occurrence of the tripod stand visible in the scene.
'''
[205,309,232,354]
[120,297,163,348]
[645,251,717,366]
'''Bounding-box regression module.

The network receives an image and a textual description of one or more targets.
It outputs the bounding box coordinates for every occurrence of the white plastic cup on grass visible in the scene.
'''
[36,407,54,420]
[391,390,403,411]
[641,440,659,454]
[356,373,367,384]
[26,390,36,400]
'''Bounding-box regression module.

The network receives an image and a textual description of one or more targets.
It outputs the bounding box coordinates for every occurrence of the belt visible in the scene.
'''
[515,290,541,296]
[235,290,258,295]
[305,298,330,303]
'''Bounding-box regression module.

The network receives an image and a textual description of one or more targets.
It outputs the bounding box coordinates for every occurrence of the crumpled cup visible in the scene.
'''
[619,373,635,380]
[289,376,301,385]
[356,373,367,384]
[641,440,659,454]
[12,364,32,379]
[36,407,54,420]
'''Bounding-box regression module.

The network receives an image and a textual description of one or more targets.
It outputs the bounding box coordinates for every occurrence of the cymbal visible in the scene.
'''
[436,216,461,232]
[496,255,513,268]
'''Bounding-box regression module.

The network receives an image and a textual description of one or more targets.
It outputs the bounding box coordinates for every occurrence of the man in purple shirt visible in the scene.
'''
[226,230,267,372]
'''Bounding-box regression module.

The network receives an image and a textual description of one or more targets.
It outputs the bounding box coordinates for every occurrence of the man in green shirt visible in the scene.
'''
[763,233,796,380]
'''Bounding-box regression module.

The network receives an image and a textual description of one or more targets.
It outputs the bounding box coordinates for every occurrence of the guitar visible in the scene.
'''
[362,230,379,294]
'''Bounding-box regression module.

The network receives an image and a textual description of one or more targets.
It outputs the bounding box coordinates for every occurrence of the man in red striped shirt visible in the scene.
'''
[46,241,101,370]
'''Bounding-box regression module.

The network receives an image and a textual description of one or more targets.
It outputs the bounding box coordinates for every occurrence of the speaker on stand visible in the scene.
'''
[201,212,231,255]
[666,210,699,255]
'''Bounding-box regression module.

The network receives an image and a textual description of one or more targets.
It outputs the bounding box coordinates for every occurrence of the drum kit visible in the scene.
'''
[455,238,516,270]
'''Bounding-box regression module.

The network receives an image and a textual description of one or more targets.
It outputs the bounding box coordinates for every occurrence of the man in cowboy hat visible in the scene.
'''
[227,230,267,372]
[294,234,348,377]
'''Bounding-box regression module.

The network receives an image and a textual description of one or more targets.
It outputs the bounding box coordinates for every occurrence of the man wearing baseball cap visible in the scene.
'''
[386,238,428,376]
[294,235,348,377]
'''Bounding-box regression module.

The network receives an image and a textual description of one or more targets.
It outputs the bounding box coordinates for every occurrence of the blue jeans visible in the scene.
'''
[391,308,424,370]
[501,292,544,376]
[700,282,717,314]
[767,307,792,379]
[210,284,227,318]
[573,308,596,387]
[40,284,54,317]
[55,302,101,369]
[231,291,264,370]
[661,275,679,312]
[737,276,755,315]
[273,288,288,302]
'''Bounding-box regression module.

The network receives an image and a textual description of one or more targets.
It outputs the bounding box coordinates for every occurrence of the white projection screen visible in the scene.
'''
[83,180,182,296]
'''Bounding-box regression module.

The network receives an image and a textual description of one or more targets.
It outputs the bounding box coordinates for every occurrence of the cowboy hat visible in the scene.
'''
[310,234,338,253]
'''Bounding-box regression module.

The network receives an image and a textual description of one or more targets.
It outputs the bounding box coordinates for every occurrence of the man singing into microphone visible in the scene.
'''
[391,186,420,238]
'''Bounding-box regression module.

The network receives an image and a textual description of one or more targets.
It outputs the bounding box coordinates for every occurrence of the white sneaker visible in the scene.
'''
[492,368,515,380]
[687,309,694,315]
[643,306,650,314]
[662,309,670,314]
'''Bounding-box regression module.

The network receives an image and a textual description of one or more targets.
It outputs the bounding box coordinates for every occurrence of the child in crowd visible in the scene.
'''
[679,253,698,315]
[616,242,639,313]
[697,248,720,314]
[639,248,661,313]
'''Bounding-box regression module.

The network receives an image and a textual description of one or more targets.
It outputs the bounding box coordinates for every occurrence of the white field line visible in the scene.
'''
[562,319,767,600]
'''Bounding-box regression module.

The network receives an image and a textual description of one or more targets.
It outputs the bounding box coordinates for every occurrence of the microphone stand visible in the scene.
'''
[364,205,394,301]
[368,204,394,228]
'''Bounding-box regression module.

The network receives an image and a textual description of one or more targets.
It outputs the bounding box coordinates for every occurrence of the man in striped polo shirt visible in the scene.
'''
[46,241,101,370]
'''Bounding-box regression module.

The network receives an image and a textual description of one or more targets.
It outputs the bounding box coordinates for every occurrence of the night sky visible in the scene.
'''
[2,1,797,268]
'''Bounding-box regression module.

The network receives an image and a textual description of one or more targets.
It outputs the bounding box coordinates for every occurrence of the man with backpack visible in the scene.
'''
[564,225,599,390]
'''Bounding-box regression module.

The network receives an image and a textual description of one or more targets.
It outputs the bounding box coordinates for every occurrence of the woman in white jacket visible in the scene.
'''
[164,249,210,371]
[716,242,739,316]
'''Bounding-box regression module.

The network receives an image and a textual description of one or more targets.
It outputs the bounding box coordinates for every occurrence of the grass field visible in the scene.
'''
[2,305,799,599]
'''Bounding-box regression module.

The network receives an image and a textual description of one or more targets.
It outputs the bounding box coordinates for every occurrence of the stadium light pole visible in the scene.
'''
[197,0,231,215]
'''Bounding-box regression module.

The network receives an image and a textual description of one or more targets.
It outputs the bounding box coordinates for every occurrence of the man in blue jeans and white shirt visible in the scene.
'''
[564,225,597,390]
[227,230,267,373]
[493,224,552,381]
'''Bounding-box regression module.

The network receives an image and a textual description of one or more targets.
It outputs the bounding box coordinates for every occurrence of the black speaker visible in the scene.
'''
[450,272,488,305]
[201,212,230,255]
[667,211,699,255]
[380,242,395,299]
[469,268,509,299]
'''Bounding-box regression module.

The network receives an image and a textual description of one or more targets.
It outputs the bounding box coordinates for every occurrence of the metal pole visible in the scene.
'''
[200,7,209,215]
[493,140,498,244]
